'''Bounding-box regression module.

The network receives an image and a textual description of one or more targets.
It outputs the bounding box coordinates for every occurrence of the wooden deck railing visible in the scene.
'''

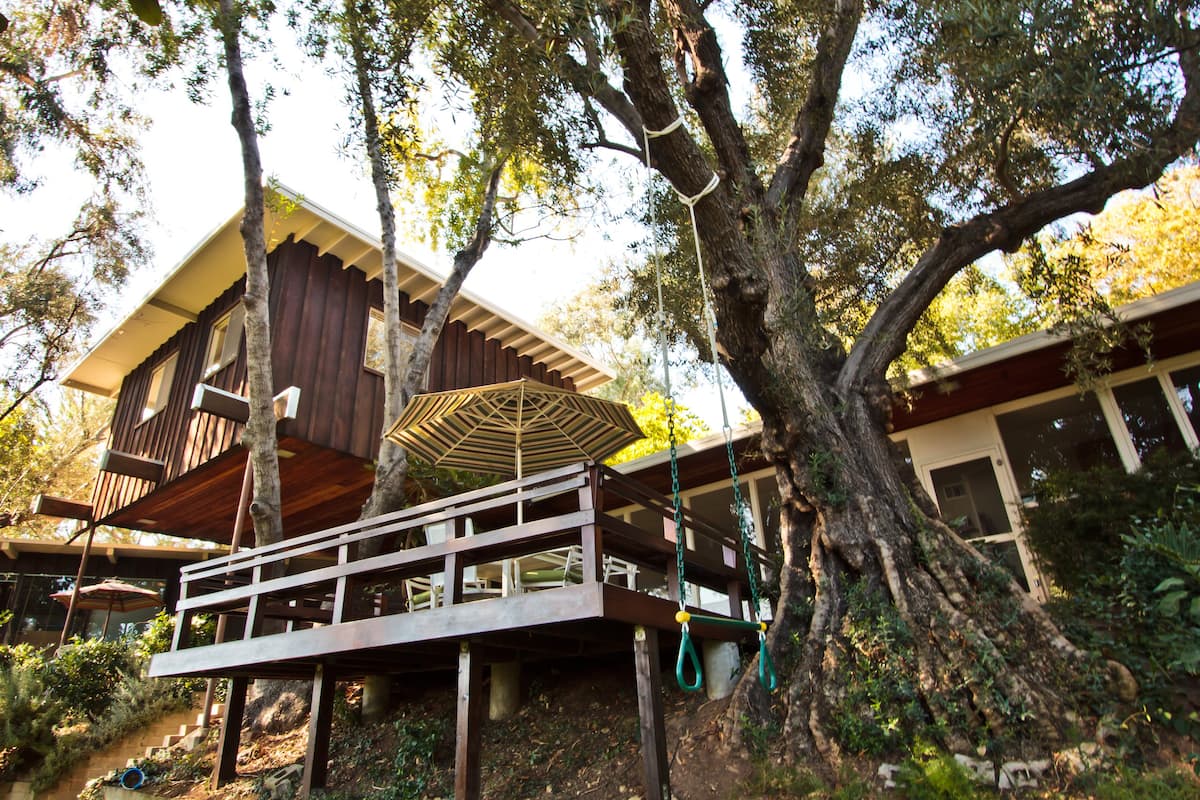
[167,461,770,652]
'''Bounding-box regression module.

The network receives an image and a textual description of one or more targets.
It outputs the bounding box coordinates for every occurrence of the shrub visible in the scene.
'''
[44,638,137,718]
[0,661,62,781]
[1022,449,1200,593]
[1030,460,1200,745]
[0,643,47,671]
[136,610,215,661]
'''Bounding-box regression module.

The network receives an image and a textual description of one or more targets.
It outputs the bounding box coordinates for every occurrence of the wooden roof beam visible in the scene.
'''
[340,242,374,270]
[31,495,93,521]
[316,232,348,257]
[147,298,199,323]
[291,217,324,243]
[192,383,302,423]
[99,450,166,483]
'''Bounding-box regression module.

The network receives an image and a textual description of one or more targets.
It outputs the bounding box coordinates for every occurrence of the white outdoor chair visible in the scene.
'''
[406,521,501,611]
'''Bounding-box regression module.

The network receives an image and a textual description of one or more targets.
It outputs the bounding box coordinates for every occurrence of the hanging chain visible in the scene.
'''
[645,120,690,611]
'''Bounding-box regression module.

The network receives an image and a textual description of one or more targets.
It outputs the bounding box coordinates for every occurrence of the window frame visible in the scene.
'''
[140,352,179,424]
[363,307,425,387]
[203,303,245,378]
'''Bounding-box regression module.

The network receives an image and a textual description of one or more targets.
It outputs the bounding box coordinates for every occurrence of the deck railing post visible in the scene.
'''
[171,579,193,651]
[243,565,264,640]
[331,538,359,624]
[444,551,464,607]
[578,465,603,582]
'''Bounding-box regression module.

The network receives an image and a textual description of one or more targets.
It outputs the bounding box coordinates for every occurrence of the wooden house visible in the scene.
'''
[62,188,609,544]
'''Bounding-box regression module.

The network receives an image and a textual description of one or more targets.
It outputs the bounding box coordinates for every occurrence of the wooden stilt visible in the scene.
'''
[455,642,484,800]
[634,626,671,800]
[212,676,249,787]
[300,664,336,798]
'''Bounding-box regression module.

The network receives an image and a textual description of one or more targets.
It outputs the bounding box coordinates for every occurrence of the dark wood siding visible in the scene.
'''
[92,281,249,523]
[94,237,580,528]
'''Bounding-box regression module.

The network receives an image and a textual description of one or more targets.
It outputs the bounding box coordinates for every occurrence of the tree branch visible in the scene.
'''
[581,98,645,160]
[764,0,864,228]
[837,45,1200,398]
[661,0,761,198]
[402,160,506,402]
[485,0,644,142]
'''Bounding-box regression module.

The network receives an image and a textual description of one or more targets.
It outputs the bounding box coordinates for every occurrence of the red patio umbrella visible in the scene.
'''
[51,580,164,638]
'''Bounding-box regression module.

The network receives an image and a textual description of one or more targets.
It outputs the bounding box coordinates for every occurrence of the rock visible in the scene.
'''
[998,759,1050,789]
[953,754,995,785]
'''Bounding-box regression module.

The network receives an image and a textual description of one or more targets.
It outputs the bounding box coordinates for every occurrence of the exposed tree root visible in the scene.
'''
[723,412,1127,775]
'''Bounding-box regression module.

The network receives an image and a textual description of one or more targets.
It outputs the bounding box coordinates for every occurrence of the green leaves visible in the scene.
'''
[128,0,164,26]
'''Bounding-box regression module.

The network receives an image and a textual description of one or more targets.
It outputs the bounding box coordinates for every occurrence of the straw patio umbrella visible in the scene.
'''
[51,579,164,638]
[384,378,644,484]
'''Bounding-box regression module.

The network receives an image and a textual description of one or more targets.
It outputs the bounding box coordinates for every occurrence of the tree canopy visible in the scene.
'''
[397,0,1200,766]
[0,2,170,421]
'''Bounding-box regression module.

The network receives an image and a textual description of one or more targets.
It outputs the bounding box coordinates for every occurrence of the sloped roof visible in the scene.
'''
[62,186,612,397]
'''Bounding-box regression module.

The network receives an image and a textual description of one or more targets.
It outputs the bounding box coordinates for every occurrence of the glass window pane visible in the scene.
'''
[141,353,177,421]
[996,393,1120,499]
[1170,364,1200,439]
[364,309,420,382]
[973,540,1031,593]
[1111,377,1187,460]
[364,309,386,372]
[687,484,746,561]
[928,457,1011,537]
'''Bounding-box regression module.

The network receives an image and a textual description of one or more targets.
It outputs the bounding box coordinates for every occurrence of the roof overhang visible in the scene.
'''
[62,185,612,397]
[0,536,226,563]
[901,279,1200,391]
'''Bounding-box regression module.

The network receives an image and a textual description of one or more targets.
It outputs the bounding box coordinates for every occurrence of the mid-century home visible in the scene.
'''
[60,186,609,545]
[49,188,1198,800]
[614,279,1200,603]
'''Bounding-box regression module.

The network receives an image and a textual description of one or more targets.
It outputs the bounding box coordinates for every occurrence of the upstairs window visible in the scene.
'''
[142,352,178,422]
[204,303,245,376]
[364,308,423,385]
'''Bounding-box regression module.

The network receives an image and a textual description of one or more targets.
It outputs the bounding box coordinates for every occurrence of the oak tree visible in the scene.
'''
[427,0,1200,764]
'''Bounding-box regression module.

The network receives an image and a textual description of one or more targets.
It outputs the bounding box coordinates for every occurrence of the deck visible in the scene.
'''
[148,462,770,800]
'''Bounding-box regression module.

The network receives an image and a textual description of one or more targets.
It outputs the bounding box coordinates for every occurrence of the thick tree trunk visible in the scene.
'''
[723,368,1126,766]
[216,0,282,547]
[342,2,506,521]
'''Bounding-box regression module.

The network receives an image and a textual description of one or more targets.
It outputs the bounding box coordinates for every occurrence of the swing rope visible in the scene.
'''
[642,118,776,694]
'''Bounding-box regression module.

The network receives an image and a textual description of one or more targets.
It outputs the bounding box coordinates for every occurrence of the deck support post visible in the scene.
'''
[212,676,249,787]
[455,641,484,800]
[300,664,336,798]
[633,625,671,800]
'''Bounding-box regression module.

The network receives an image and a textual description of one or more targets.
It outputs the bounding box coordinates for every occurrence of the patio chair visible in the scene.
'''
[515,546,583,591]
[603,555,639,589]
[406,522,501,610]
